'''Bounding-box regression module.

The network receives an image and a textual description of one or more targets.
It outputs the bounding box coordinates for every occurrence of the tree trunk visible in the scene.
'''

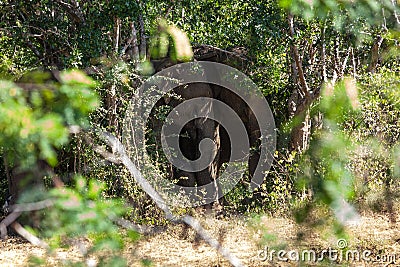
[367,36,383,73]
[287,14,313,152]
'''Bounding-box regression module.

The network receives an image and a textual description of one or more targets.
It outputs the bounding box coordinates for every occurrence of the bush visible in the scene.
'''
[345,69,400,212]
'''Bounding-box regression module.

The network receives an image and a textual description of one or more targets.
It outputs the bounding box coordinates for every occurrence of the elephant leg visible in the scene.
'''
[194,118,221,204]
[176,123,197,187]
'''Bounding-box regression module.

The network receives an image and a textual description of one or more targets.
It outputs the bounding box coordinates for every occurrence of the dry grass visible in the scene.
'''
[1,212,399,266]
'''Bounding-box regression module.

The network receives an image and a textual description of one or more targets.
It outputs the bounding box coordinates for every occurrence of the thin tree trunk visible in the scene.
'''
[288,14,311,99]
[287,14,313,152]
[106,84,118,134]
[114,17,121,54]
[121,21,140,64]
[320,26,328,83]
[130,22,140,62]
[139,14,147,60]
[367,36,384,73]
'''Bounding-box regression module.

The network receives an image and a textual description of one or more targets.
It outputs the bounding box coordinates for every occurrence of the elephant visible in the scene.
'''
[147,62,262,206]
[148,82,221,205]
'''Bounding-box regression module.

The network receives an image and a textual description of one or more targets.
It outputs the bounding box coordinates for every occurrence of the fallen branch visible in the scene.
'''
[11,222,49,249]
[0,199,55,239]
[0,211,22,239]
[9,199,54,213]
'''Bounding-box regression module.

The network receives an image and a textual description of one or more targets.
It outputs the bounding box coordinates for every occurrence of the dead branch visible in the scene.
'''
[11,222,49,248]
[0,211,22,239]
[0,199,55,239]
[82,130,122,164]
[9,199,54,213]
[100,131,173,217]
[391,0,400,25]
[98,131,245,267]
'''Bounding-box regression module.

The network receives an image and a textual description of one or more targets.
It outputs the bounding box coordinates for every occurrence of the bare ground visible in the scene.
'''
[1,212,400,266]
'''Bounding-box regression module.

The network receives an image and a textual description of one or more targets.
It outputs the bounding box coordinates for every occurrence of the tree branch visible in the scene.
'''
[320,23,328,83]
[9,199,54,213]
[391,0,400,25]
[0,211,21,239]
[11,222,49,248]
[114,17,121,54]
[53,0,86,25]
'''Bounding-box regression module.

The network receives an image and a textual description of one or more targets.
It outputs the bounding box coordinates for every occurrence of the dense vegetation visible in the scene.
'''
[0,0,399,266]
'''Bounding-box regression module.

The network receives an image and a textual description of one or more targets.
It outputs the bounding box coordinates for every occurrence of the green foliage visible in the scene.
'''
[0,3,399,266]
[294,79,361,228]
[22,176,140,266]
[150,19,193,62]
[45,176,127,248]
[344,69,400,211]
[0,70,98,168]
[280,0,397,27]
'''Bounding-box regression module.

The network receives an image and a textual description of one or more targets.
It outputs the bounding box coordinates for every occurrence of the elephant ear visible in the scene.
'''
[150,19,193,62]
